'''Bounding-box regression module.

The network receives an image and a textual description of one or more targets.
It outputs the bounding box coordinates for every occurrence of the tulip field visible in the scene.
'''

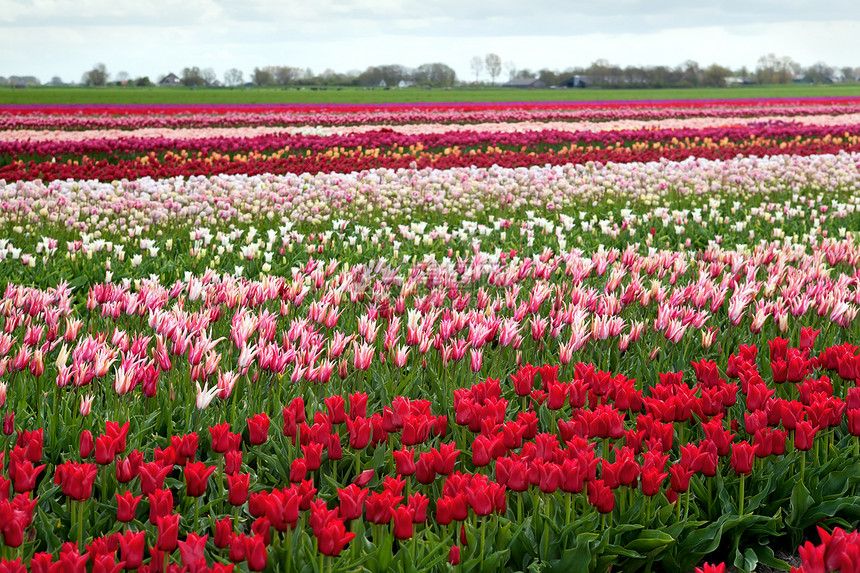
[1,97,860,572]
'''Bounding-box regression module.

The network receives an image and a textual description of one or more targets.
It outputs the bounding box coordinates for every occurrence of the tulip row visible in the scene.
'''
[3,98,860,130]
[8,113,860,144]
[4,122,860,183]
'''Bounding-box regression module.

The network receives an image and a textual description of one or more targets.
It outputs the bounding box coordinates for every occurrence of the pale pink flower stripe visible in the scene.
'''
[5,114,860,143]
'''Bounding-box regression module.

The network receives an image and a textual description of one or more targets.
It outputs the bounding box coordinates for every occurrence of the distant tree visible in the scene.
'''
[805,62,834,84]
[505,61,516,81]
[515,69,534,80]
[701,64,733,87]
[755,54,800,84]
[224,68,244,87]
[49,76,63,86]
[679,60,701,87]
[135,76,152,87]
[840,66,858,82]
[202,67,217,86]
[115,71,130,85]
[82,63,108,87]
[470,56,483,83]
[252,68,275,86]
[485,54,502,85]
[414,63,457,87]
[181,67,205,87]
[538,69,558,87]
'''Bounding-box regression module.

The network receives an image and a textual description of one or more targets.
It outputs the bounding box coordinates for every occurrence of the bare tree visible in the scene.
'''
[755,54,800,84]
[505,61,516,81]
[115,71,130,85]
[470,56,483,84]
[82,63,108,87]
[202,67,217,86]
[485,53,502,85]
[224,68,244,87]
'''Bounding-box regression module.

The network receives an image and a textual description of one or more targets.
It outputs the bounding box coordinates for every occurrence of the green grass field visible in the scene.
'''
[2,84,860,105]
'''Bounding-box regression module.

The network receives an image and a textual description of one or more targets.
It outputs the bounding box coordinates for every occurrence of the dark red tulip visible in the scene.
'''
[184,462,216,497]
[247,413,270,445]
[148,489,174,525]
[214,517,233,548]
[139,462,172,496]
[587,479,615,513]
[79,431,94,459]
[116,491,142,522]
[118,531,146,570]
[392,505,413,539]
[730,442,755,475]
[337,484,368,520]
[156,513,180,551]
[317,519,355,556]
[227,472,250,506]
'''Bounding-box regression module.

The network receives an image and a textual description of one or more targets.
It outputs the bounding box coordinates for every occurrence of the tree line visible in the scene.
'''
[6,53,857,89]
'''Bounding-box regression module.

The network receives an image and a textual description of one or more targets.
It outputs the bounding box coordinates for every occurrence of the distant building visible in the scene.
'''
[397,80,416,88]
[6,76,40,87]
[158,73,181,86]
[561,75,591,88]
[725,76,754,86]
[502,78,546,89]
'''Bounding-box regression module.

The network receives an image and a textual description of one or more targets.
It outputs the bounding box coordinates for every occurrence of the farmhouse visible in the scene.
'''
[502,78,546,89]
[561,75,592,88]
[158,73,182,86]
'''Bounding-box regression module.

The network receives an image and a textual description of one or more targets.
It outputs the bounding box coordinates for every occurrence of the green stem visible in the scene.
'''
[78,499,84,553]
[738,473,745,517]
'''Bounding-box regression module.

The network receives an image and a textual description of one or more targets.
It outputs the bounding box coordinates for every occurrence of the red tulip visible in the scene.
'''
[178,533,208,569]
[209,423,239,454]
[390,505,412,539]
[587,479,615,514]
[449,545,461,565]
[79,431,94,459]
[11,460,45,493]
[227,472,250,506]
[184,462,216,497]
[247,413,270,445]
[290,459,308,483]
[393,447,416,476]
[324,395,347,424]
[317,519,355,556]
[345,416,372,449]
[148,489,174,525]
[214,517,233,548]
[94,434,116,465]
[349,392,368,420]
[244,534,268,570]
[408,493,429,523]
[55,461,98,501]
[116,491,142,522]
[793,421,818,451]
[118,531,146,570]
[225,450,243,475]
[139,462,172,496]
[730,442,755,475]
[695,563,726,573]
[156,513,180,551]
[337,484,368,520]
[640,467,668,496]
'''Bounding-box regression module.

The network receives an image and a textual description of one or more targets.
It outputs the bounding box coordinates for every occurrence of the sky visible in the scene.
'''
[2,0,859,84]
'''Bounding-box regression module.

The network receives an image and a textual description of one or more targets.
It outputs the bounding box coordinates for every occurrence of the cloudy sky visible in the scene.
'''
[2,0,859,83]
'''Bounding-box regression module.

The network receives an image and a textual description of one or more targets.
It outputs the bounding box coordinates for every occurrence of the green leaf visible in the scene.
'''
[752,545,791,571]
[786,481,813,529]
[626,530,674,554]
